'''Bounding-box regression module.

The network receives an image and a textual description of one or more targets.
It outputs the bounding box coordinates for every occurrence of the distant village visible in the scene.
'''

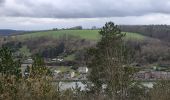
[20,57,170,81]
[133,62,170,80]
[134,71,170,80]
[21,57,89,81]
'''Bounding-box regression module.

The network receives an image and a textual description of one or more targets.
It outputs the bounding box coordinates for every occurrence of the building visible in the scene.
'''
[70,72,75,78]
[23,58,33,64]
[54,70,61,74]
[151,71,170,80]
[135,71,170,80]
[78,67,88,74]
[134,71,151,80]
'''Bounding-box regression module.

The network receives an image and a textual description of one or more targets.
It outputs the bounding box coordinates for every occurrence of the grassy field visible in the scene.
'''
[16,30,145,40]
[64,54,75,61]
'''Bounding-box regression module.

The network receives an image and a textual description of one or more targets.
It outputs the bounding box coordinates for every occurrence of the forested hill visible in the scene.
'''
[120,25,170,42]
[1,25,170,42]
[0,29,29,36]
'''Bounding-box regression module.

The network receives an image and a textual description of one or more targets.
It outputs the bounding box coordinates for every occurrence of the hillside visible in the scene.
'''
[15,30,145,40]
[0,29,27,36]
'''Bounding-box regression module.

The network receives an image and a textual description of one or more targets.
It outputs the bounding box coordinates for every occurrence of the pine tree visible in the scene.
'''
[30,54,51,78]
[0,47,21,78]
[87,22,134,99]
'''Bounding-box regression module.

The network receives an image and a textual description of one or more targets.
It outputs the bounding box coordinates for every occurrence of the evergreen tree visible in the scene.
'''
[30,54,51,78]
[0,47,21,78]
[87,22,135,99]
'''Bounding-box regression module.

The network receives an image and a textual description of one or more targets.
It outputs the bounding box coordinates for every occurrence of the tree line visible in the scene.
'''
[120,25,170,42]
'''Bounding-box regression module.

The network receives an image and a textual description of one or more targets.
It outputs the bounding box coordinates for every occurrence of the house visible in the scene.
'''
[57,58,63,62]
[54,70,61,74]
[134,71,151,80]
[51,58,63,62]
[135,71,170,80]
[52,58,57,62]
[23,58,33,64]
[62,71,75,79]
[78,67,88,74]
[70,71,75,78]
[21,64,32,67]
[151,71,170,79]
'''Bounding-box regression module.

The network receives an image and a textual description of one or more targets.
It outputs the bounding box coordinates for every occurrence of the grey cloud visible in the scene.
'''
[0,0,170,18]
[1,13,170,30]
[0,0,5,5]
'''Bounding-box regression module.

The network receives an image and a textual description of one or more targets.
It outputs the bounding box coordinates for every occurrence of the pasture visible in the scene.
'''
[16,30,145,40]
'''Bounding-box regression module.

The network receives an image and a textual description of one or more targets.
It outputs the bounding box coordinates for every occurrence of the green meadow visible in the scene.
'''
[16,30,145,40]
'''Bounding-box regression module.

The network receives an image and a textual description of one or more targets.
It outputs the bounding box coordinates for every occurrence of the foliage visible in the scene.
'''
[1,23,170,100]
[0,48,58,100]
[120,25,170,42]
[40,42,65,58]
[87,22,136,99]
[0,47,21,78]
[150,81,170,100]
[30,55,52,78]
[18,46,31,58]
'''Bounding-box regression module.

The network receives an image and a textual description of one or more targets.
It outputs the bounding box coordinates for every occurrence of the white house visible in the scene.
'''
[78,67,88,74]
[52,58,57,62]
[57,58,63,62]
[51,58,63,62]
[70,72,75,78]
[54,70,61,74]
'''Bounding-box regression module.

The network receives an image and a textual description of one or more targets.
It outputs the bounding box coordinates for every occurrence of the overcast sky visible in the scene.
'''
[0,0,170,30]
